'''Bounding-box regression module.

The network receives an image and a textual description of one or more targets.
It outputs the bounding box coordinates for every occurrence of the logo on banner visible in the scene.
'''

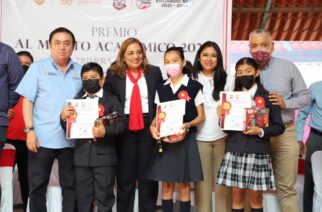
[34,0,45,5]
[136,0,151,9]
[61,0,73,5]
[113,0,126,10]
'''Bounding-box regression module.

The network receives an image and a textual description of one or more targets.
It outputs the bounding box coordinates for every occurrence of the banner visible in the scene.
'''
[0,0,231,72]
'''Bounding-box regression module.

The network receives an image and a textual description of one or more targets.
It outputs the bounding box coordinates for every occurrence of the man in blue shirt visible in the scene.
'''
[0,42,24,205]
[16,27,82,212]
[296,80,322,212]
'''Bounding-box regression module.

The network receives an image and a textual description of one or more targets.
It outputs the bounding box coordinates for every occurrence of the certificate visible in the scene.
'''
[66,99,99,139]
[156,99,186,138]
[220,91,252,131]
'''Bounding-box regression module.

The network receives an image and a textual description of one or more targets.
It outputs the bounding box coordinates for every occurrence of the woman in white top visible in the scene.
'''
[193,41,232,212]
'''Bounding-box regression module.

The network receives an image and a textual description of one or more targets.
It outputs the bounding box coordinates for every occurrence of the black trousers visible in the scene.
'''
[75,166,115,212]
[28,147,76,212]
[116,117,158,212]
[303,129,322,212]
[6,139,29,212]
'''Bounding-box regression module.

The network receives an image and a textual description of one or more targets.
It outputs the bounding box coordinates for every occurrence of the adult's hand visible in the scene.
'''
[298,141,306,158]
[26,131,39,153]
[269,92,286,109]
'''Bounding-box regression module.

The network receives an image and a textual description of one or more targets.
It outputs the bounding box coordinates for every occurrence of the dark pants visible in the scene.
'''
[75,166,115,212]
[6,139,29,212]
[116,117,158,212]
[28,147,76,212]
[303,129,322,212]
[0,126,7,202]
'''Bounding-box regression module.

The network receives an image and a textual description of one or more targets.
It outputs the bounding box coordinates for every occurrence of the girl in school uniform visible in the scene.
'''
[216,57,285,212]
[149,47,205,212]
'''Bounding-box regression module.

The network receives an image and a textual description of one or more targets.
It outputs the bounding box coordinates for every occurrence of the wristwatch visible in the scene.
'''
[24,127,34,133]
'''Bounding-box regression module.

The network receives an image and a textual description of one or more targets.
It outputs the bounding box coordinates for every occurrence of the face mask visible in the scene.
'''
[164,64,181,77]
[236,75,255,90]
[251,50,271,65]
[22,65,29,74]
[82,79,101,94]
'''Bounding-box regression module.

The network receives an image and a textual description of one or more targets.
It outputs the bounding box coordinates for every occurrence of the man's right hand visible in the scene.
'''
[298,141,306,158]
[26,131,39,153]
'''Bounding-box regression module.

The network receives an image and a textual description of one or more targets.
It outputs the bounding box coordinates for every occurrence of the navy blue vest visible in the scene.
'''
[156,78,203,132]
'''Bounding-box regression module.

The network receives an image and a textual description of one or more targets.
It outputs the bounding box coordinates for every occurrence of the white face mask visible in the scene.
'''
[164,64,181,77]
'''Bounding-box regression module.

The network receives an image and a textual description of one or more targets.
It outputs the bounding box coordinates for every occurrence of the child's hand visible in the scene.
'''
[7,108,14,120]
[150,125,160,140]
[93,120,105,142]
[244,126,263,136]
[216,105,224,117]
[61,106,76,120]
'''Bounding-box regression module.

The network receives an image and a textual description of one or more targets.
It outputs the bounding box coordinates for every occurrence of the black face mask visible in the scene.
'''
[22,65,29,74]
[236,75,255,90]
[82,79,101,94]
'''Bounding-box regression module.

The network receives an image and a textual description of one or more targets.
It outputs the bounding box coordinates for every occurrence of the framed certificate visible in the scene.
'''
[156,99,186,138]
[220,91,252,131]
[66,99,99,139]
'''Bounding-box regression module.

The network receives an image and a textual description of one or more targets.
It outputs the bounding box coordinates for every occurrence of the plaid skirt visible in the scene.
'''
[216,152,276,191]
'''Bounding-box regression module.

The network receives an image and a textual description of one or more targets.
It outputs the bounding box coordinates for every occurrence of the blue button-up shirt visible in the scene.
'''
[16,57,82,148]
[296,81,322,141]
[0,42,24,127]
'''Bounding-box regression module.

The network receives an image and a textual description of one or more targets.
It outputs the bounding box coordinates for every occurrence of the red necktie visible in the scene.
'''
[127,68,145,131]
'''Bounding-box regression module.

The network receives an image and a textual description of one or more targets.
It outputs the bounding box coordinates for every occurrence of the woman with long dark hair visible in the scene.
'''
[193,41,232,212]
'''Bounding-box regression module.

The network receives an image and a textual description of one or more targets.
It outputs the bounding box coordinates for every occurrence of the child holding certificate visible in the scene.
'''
[216,57,285,212]
[149,47,205,212]
[61,62,127,212]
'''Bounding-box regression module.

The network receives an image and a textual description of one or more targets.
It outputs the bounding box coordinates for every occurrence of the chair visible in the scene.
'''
[311,151,322,212]
[0,143,17,212]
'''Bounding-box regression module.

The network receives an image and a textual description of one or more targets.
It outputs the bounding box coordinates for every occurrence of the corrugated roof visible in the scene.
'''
[232,0,322,41]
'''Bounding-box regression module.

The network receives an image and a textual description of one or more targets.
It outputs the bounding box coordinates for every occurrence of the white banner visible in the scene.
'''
[0,0,231,72]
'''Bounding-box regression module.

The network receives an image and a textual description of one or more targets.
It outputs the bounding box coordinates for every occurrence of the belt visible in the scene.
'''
[311,127,322,136]
[284,121,294,128]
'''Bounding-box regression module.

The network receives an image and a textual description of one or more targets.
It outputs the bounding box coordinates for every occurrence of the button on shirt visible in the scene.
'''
[16,57,82,149]
[296,81,322,141]
[260,57,310,123]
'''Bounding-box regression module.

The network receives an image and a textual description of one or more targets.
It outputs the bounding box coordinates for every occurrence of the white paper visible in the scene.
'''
[156,99,186,137]
[219,91,252,131]
[66,99,99,139]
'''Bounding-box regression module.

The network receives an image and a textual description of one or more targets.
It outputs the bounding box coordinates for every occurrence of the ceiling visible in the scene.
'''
[232,0,322,41]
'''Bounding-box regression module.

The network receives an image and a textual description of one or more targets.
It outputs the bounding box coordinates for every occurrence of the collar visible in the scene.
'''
[263,57,274,70]
[82,88,103,98]
[164,74,189,87]
[242,84,257,97]
[50,56,73,71]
